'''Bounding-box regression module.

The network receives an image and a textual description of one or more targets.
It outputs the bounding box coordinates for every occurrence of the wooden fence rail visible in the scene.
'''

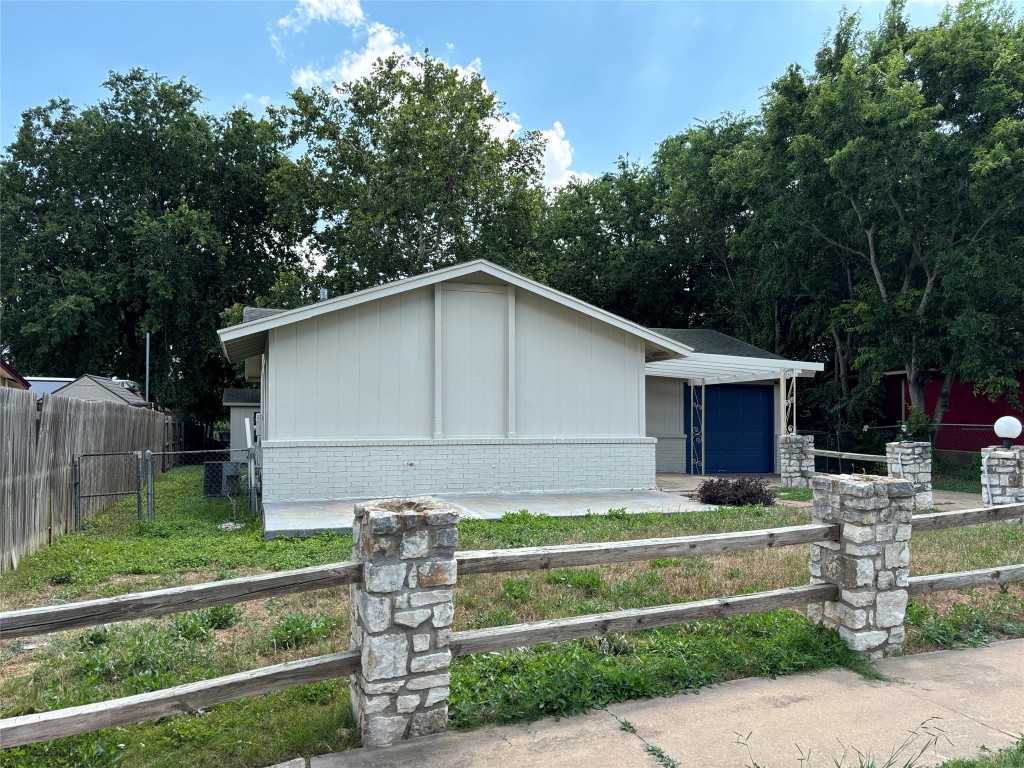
[1,651,360,747]
[449,583,839,656]
[910,503,1024,533]
[0,562,364,641]
[809,449,887,463]
[455,523,840,575]
[2,501,1022,749]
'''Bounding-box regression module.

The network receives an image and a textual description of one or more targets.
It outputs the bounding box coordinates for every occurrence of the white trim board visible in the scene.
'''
[218,260,694,364]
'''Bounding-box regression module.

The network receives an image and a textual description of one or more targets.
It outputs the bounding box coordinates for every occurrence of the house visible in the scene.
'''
[0,360,29,390]
[218,260,823,503]
[645,330,822,474]
[25,377,75,401]
[51,374,150,408]
[222,388,260,461]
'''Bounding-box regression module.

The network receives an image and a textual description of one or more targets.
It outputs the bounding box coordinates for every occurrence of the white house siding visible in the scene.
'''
[260,280,655,501]
[440,284,507,437]
[261,438,655,502]
[645,376,687,473]
[515,291,644,437]
[229,406,258,462]
[267,288,434,440]
[52,380,126,405]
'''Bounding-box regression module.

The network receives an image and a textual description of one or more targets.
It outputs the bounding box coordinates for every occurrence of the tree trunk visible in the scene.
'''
[930,371,956,440]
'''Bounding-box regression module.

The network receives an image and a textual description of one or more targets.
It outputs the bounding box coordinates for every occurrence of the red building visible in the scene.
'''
[883,372,1024,451]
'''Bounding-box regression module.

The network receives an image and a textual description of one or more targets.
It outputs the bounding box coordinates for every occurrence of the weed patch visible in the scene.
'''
[449,610,875,728]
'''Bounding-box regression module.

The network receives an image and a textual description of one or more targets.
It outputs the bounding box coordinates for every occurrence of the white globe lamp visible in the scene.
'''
[994,416,1022,450]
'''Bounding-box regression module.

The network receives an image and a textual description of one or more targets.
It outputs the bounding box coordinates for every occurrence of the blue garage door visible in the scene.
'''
[697,384,775,473]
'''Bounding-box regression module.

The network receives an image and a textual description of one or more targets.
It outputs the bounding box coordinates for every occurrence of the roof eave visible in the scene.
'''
[217,260,696,363]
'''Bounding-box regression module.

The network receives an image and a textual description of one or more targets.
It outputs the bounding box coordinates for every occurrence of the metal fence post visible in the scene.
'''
[248,446,257,516]
[145,450,155,521]
[73,456,82,531]
[135,451,144,524]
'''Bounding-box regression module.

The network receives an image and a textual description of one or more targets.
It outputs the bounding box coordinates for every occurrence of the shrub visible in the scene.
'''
[695,477,776,507]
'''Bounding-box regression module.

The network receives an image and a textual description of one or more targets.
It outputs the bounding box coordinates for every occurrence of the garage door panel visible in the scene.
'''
[704,385,774,473]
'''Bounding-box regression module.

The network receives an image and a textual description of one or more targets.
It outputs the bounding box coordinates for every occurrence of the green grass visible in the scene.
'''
[938,738,1024,767]
[448,611,880,729]
[1,471,1022,768]
[933,454,983,495]
[775,486,814,502]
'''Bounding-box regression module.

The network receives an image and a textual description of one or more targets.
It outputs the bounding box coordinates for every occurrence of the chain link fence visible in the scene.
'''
[73,452,144,530]
[144,449,260,522]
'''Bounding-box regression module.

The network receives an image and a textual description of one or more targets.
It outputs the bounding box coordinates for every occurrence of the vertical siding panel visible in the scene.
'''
[336,308,360,437]
[357,303,381,436]
[377,295,402,436]
[272,326,297,439]
[317,314,341,439]
[442,287,505,437]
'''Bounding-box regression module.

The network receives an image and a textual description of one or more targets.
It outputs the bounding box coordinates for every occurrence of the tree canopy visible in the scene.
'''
[0,70,298,422]
[2,1,1020,432]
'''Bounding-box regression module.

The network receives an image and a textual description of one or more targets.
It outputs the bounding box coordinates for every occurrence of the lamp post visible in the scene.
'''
[994,416,1022,450]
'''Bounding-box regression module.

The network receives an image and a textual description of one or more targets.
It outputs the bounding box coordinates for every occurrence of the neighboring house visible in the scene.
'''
[882,371,1024,452]
[646,330,822,474]
[51,374,150,408]
[26,377,77,400]
[222,388,260,461]
[218,260,824,503]
[1,360,30,390]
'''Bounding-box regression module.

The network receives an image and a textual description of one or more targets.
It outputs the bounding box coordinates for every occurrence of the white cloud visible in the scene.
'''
[290,22,411,89]
[278,0,363,33]
[243,93,273,109]
[484,113,522,143]
[540,121,592,188]
[269,30,285,61]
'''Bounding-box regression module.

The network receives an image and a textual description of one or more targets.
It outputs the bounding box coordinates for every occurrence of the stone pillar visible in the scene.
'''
[349,497,458,748]
[779,434,815,488]
[886,441,933,510]
[808,475,914,659]
[981,446,1024,508]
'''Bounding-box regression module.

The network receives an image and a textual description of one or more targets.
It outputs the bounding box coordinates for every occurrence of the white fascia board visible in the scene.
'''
[681,352,824,371]
[218,259,694,363]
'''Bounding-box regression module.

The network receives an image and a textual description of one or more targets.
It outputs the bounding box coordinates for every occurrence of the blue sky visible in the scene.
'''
[0,0,992,186]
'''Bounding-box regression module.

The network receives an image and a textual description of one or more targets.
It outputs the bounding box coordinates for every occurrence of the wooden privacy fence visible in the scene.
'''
[0,390,169,572]
[1,488,1022,749]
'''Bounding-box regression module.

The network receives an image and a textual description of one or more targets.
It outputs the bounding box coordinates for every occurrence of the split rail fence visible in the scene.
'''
[2,493,1022,749]
[0,389,174,572]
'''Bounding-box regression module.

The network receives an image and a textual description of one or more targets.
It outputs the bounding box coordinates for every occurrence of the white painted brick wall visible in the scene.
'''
[261,438,656,501]
[653,436,686,473]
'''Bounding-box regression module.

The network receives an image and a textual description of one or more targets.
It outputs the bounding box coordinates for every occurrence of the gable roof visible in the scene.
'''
[223,388,261,406]
[218,260,694,364]
[651,329,784,361]
[52,374,150,407]
[1,360,30,390]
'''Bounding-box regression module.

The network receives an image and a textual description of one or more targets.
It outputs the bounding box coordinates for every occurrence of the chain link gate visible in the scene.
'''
[73,451,144,530]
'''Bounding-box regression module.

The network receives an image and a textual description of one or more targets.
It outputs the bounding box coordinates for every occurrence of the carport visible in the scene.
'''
[645,330,823,475]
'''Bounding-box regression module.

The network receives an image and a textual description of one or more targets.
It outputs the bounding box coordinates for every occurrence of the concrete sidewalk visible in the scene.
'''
[301,640,1024,768]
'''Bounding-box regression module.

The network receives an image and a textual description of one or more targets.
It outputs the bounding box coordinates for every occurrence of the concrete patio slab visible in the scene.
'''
[263,489,714,539]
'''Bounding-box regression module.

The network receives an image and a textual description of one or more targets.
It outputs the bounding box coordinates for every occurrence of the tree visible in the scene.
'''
[274,52,546,293]
[0,70,298,423]
[741,0,1024,428]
